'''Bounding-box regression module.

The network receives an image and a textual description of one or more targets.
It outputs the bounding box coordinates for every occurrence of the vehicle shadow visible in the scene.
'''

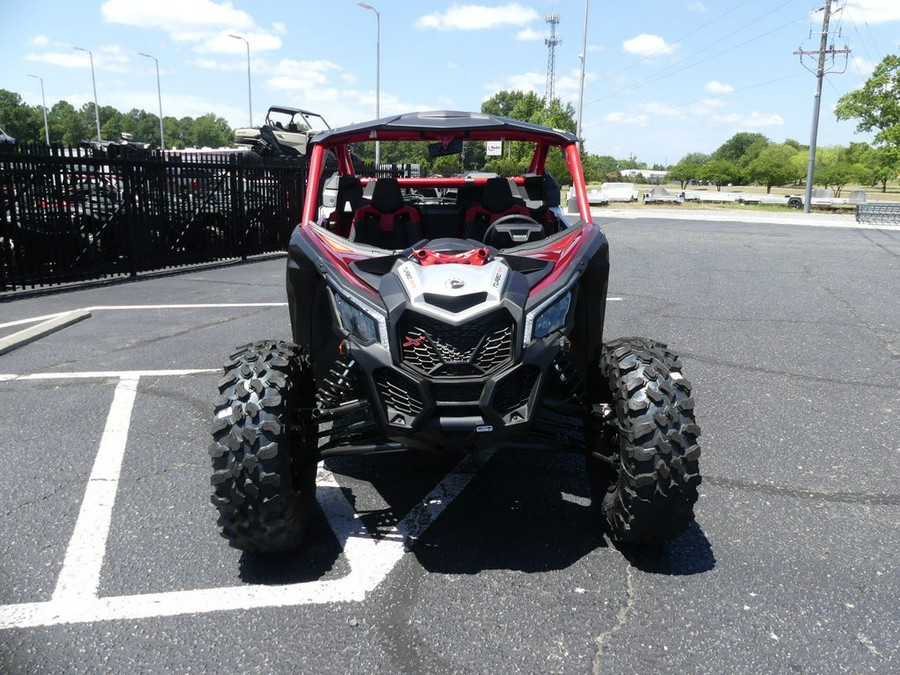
[405,449,609,574]
[238,448,715,582]
[237,511,347,585]
[615,522,716,575]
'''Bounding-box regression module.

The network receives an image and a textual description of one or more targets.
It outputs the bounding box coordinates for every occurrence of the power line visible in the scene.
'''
[585,12,808,108]
[581,0,760,91]
[583,0,799,98]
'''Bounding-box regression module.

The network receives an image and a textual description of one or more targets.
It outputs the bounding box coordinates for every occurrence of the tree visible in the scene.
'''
[480,91,577,182]
[431,154,462,176]
[667,161,703,189]
[698,159,740,191]
[48,100,90,146]
[581,154,620,182]
[188,114,233,148]
[617,154,647,170]
[869,145,900,192]
[0,89,44,143]
[747,144,803,193]
[533,97,577,134]
[814,146,857,197]
[711,132,770,165]
[835,54,900,150]
[482,90,546,123]
[678,151,710,165]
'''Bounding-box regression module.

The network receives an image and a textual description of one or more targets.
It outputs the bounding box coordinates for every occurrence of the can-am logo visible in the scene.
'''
[403,335,427,348]
[445,278,465,290]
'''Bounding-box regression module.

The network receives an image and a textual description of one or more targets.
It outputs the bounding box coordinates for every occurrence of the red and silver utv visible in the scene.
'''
[210,111,702,553]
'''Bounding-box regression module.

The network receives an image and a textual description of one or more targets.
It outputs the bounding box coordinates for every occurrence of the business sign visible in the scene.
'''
[486,140,502,156]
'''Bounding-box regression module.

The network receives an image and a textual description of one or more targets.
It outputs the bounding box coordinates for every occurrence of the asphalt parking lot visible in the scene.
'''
[0,210,897,674]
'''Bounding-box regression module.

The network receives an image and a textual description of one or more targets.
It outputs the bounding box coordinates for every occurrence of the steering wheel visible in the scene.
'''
[482,213,544,246]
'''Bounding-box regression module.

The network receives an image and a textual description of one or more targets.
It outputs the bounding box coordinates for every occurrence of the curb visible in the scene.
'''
[0,309,93,357]
[565,206,900,230]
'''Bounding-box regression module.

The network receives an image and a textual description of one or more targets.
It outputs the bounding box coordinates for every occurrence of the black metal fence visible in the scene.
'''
[1,146,307,292]
[856,201,900,225]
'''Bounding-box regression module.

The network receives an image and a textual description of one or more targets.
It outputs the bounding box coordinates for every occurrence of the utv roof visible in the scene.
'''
[309,110,579,146]
[268,105,325,117]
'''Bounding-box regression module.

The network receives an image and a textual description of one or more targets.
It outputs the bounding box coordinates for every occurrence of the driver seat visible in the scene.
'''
[463,177,532,243]
[349,178,423,249]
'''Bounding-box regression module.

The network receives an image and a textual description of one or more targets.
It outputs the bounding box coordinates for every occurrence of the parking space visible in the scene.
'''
[0,217,898,673]
[0,364,494,628]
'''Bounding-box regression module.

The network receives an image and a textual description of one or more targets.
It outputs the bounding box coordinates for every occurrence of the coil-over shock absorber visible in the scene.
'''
[551,350,587,407]
[316,355,358,409]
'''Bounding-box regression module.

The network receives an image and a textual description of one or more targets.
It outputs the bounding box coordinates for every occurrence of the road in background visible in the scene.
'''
[0,213,897,674]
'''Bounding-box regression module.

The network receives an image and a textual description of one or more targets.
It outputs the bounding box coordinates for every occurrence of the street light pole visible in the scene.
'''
[27,73,50,145]
[74,46,102,141]
[228,34,253,127]
[138,52,165,151]
[575,0,589,150]
[357,2,381,167]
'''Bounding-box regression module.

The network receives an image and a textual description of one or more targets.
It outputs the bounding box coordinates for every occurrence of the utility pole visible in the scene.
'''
[794,0,850,213]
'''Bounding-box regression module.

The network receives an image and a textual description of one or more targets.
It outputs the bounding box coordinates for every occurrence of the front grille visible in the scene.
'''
[493,366,539,417]
[432,381,483,403]
[374,368,423,417]
[398,310,514,377]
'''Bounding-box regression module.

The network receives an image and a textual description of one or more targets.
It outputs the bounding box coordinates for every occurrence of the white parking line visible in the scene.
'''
[0,312,80,330]
[0,304,287,331]
[84,303,289,311]
[53,375,139,603]
[0,370,493,629]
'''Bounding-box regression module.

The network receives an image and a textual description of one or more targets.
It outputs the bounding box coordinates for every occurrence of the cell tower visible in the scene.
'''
[544,13,561,102]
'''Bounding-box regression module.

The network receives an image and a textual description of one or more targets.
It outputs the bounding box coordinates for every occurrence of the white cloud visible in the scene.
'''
[849,55,877,77]
[599,96,730,128]
[25,51,83,69]
[197,32,282,55]
[25,44,131,73]
[705,80,735,94]
[711,112,784,128]
[100,0,282,52]
[102,0,253,32]
[622,34,678,57]
[28,35,50,47]
[843,0,900,24]
[602,111,650,125]
[686,98,729,116]
[516,28,543,41]
[415,3,540,31]
[642,101,687,119]
[501,71,545,93]
[687,2,707,13]
[267,60,344,91]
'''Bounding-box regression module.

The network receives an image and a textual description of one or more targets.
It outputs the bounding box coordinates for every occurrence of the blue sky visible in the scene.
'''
[3,0,899,164]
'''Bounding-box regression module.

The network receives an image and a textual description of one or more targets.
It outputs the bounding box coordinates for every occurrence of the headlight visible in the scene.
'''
[334,293,380,344]
[526,290,572,343]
